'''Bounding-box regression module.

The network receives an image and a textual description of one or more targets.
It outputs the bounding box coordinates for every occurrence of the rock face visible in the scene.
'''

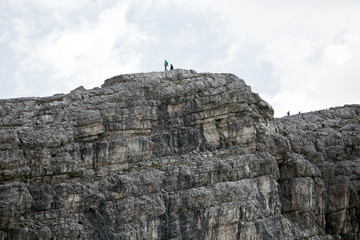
[0,69,359,239]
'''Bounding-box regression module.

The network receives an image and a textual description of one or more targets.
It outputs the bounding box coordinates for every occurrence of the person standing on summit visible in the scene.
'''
[164,60,168,71]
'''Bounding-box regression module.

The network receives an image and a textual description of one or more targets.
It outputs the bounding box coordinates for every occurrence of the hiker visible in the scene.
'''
[170,64,174,70]
[164,60,168,71]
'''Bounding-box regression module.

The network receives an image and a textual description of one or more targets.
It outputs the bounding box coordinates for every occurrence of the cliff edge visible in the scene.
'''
[0,69,359,239]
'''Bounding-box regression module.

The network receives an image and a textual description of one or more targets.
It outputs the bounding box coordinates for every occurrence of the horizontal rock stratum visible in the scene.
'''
[0,69,359,239]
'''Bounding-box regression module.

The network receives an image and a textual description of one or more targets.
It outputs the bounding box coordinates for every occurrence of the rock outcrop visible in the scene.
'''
[0,69,359,239]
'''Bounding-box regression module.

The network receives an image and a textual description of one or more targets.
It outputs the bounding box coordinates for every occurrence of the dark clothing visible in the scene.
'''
[170,64,174,70]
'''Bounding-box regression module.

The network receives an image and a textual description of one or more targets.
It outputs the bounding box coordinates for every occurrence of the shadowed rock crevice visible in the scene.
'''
[0,69,359,239]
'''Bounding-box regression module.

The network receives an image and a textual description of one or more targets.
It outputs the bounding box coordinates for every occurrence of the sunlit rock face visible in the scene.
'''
[0,69,359,240]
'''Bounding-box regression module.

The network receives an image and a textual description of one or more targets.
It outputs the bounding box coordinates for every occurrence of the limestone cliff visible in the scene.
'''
[0,69,359,239]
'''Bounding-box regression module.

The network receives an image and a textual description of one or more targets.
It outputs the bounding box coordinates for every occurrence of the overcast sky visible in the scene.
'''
[1,0,359,117]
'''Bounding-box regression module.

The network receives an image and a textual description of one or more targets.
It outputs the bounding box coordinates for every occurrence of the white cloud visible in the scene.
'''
[11,2,156,96]
[194,0,360,117]
[173,25,198,47]
[0,32,8,44]
[1,0,359,117]
[260,31,360,116]
[323,42,351,65]
[6,0,91,12]
[208,43,245,72]
[33,0,90,10]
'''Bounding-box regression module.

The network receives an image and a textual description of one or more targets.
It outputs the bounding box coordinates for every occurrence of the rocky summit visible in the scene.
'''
[0,69,359,240]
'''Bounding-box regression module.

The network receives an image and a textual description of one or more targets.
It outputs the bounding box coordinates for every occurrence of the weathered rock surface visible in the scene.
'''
[0,69,359,239]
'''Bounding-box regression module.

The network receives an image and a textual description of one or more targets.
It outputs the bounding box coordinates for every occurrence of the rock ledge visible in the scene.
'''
[0,71,359,239]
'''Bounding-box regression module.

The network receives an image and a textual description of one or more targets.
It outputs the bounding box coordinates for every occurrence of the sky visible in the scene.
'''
[0,0,359,117]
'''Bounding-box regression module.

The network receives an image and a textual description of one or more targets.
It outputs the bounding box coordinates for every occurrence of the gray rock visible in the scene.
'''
[0,69,359,239]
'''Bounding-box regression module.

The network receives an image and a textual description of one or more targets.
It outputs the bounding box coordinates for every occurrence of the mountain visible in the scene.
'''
[1,69,359,239]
